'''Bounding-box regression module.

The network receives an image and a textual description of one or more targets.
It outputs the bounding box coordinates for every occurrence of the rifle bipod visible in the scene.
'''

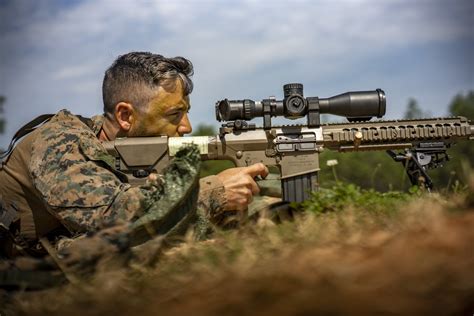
[387,142,449,191]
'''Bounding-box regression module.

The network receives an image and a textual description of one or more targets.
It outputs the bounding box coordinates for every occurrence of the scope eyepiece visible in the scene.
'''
[216,99,260,122]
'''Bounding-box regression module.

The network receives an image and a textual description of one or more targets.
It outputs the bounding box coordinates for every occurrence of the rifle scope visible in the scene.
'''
[215,83,386,128]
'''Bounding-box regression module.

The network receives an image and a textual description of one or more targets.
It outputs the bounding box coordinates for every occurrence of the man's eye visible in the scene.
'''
[167,111,183,121]
[168,112,180,117]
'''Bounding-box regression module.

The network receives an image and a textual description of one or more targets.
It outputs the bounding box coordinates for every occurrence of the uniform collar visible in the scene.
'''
[90,114,105,136]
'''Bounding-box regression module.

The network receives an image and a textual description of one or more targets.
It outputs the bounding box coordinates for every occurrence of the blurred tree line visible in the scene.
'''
[194,91,474,192]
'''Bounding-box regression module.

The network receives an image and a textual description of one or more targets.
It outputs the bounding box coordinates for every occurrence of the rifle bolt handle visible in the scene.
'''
[354,131,363,148]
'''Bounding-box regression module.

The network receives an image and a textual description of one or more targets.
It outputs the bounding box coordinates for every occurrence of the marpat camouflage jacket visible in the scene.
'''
[0,110,226,255]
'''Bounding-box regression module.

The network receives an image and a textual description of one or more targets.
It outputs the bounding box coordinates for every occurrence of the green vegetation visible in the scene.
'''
[450,91,474,120]
[302,182,416,214]
[403,97,429,119]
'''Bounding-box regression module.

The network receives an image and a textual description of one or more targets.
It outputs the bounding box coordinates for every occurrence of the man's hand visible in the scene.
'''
[216,163,269,212]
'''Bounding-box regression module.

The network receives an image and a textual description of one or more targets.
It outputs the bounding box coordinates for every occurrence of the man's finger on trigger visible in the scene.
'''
[245,163,268,178]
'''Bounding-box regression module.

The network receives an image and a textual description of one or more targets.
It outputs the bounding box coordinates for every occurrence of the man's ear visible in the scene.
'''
[114,102,135,132]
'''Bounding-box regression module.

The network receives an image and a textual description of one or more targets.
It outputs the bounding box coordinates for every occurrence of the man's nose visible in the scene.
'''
[177,113,192,136]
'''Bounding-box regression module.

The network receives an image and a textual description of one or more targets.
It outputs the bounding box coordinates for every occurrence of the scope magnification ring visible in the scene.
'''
[244,99,252,120]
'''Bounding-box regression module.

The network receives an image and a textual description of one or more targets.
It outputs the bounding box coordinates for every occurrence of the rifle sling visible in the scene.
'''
[1,114,54,163]
[1,113,94,165]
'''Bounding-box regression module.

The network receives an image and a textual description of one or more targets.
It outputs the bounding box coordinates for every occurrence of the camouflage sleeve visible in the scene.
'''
[198,175,226,216]
[29,112,200,242]
[191,175,227,239]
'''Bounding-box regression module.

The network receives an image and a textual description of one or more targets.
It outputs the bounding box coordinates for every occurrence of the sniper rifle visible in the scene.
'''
[103,83,473,203]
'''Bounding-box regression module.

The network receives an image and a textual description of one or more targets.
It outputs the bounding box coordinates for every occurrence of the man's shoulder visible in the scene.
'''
[48,109,97,130]
[49,109,104,134]
[51,109,79,120]
[29,110,122,210]
[35,109,99,140]
[30,109,107,169]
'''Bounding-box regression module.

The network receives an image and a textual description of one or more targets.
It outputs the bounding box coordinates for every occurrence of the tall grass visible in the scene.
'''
[4,179,474,316]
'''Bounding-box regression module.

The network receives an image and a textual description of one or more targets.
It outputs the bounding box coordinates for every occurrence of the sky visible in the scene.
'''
[0,0,473,148]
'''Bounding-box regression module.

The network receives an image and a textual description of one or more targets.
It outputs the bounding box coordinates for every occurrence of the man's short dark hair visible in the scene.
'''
[102,52,194,117]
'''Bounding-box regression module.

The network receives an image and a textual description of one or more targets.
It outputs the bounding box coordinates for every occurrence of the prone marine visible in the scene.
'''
[0,52,271,289]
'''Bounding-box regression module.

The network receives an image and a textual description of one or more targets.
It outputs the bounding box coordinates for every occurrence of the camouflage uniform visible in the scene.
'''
[0,110,225,278]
